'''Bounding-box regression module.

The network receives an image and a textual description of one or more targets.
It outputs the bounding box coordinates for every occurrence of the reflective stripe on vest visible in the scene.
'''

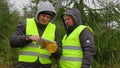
[18,18,56,64]
[19,51,38,56]
[63,46,82,50]
[60,25,93,68]
[61,56,82,61]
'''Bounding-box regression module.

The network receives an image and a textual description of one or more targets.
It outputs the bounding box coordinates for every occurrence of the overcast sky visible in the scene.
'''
[8,0,119,15]
[9,0,30,9]
[9,0,30,15]
[8,0,100,15]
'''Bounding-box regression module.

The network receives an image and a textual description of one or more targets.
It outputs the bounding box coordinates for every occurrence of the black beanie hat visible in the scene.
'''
[40,11,54,17]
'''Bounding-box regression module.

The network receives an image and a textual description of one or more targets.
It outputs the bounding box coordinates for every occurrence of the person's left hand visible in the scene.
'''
[28,35,40,42]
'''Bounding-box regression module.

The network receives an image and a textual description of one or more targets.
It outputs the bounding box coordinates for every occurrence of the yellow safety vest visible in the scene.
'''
[60,25,92,68]
[18,18,56,64]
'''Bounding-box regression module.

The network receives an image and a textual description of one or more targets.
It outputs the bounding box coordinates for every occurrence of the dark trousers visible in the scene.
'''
[15,59,51,68]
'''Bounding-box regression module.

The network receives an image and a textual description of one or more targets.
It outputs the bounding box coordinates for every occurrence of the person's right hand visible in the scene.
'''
[46,43,58,53]
[28,35,40,42]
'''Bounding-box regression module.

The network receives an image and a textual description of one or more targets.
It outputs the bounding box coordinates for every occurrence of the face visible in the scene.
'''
[38,13,51,25]
[63,15,75,28]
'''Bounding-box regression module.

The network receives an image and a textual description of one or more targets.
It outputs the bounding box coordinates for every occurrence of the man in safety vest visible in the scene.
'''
[10,1,61,68]
[60,8,95,68]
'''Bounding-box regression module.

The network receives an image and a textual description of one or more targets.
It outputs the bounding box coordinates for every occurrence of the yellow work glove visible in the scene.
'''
[44,43,58,53]
[37,38,58,53]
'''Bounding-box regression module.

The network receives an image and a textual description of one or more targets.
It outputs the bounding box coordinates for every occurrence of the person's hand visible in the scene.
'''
[28,35,40,42]
[41,41,58,53]
[36,38,58,53]
[45,43,58,53]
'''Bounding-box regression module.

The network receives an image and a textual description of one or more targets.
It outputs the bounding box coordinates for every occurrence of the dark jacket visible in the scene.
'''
[62,8,95,68]
[10,1,61,68]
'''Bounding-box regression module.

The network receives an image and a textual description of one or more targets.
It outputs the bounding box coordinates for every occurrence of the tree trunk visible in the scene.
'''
[54,0,64,11]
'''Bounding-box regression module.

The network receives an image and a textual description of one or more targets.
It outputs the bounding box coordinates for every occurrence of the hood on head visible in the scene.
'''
[35,1,56,23]
[62,8,82,34]
[62,8,82,26]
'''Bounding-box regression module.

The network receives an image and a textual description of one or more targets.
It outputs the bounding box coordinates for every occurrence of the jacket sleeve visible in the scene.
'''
[10,21,32,48]
[51,25,62,59]
[80,28,95,68]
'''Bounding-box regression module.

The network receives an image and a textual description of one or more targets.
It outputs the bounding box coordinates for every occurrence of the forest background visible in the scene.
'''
[0,0,120,68]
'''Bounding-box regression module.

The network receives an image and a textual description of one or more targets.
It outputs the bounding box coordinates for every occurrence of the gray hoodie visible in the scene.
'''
[10,1,61,68]
[62,8,83,35]
[62,8,95,68]
[35,1,56,23]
